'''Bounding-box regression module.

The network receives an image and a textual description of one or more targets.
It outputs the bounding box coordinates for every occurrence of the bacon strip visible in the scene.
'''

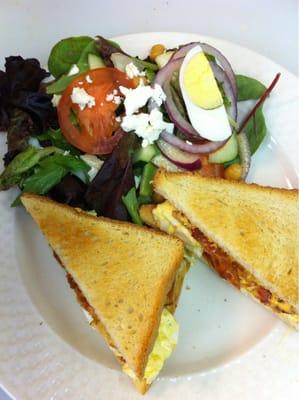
[191,228,292,313]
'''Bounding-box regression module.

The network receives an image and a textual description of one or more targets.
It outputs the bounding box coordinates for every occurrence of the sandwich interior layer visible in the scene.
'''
[57,253,185,389]
[153,202,299,327]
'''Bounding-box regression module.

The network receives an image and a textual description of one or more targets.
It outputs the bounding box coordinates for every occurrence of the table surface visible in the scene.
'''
[0,1,298,399]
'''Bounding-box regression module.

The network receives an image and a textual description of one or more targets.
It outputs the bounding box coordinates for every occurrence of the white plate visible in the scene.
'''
[0,33,299,400]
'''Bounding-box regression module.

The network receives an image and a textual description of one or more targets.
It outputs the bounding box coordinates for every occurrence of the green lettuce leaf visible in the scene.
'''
[122,187,143,225]
[0,146,58,190]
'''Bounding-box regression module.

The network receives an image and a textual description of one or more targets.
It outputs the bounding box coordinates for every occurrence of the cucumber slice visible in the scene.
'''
[155,51,174,69]
[133,144,159,164]
[209,132,238,163]
[88,53,105,69]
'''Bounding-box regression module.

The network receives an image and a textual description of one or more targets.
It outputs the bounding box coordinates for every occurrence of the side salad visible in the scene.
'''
[0,35,280,224]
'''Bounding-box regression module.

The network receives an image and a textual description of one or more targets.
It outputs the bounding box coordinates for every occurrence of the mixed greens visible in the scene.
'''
[0,35,279,224]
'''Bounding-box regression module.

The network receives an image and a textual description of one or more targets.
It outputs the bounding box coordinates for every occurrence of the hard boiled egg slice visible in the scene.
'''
[179,45,232,141]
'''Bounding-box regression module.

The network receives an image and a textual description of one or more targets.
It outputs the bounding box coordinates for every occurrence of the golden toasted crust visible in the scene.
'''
[154,170,299,312]
[21,193,184,378]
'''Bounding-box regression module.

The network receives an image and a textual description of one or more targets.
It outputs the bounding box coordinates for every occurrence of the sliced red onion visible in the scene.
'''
[148,57,183,108]
[209,62,237,121]
[152,154,184,172]
[170,43,197,60]
[157,139,202,170]
[171,42,237,97]
[201,43,237,98]
[163,79,208,143]
[161,131,226,154]
[237,131,251,180]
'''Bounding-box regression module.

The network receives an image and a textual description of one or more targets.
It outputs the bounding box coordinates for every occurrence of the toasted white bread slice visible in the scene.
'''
[153,170,299,328]
[21,193,185,393]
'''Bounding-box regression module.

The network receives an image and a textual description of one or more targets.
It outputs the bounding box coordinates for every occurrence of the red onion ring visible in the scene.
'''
[209,62,237,121]
[201,43,237,98]
[149,44,237,151]
[171,42,237,98]
[160,131,227,154]
[157,139,202,170]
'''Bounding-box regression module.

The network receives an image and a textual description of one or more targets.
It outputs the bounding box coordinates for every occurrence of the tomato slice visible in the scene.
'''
[57,68,135,155]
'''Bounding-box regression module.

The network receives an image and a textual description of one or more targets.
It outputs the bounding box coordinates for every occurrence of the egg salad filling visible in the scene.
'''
[122,308,179,384]
[152,201,203,259]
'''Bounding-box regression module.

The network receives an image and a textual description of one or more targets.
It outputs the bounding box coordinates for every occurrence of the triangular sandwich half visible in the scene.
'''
[140,169,299,329]
[21,193,188,394]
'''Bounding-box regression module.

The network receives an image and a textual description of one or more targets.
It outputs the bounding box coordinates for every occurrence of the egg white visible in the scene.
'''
[179,45,232,142]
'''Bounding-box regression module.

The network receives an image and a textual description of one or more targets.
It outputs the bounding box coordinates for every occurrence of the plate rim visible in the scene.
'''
[0,31,298,400]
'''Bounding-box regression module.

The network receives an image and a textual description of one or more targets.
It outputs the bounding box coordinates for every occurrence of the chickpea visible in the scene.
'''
[224,163,243,181]
[149,44,166,61]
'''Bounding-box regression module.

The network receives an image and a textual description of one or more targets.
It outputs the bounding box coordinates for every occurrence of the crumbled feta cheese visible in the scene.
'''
[119,83,166,116]
[121,108,173,147]
[86,74,93,83]
[51,94,62,107]
[186,140,193,145]
[106,93,114,102]
[151,84,166,106]
[125,62,141,79]
[71,87,96,111]
[68,64,80,76]
[119,85,152,115]
[113,89,118,95]
[113,96,121,105]
[80,154,104,181]
[106,92,122,105]
[115,116,122,123]
[63,150,70,156]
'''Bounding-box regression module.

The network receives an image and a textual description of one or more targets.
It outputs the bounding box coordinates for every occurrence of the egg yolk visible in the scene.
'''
[183,52,223,110]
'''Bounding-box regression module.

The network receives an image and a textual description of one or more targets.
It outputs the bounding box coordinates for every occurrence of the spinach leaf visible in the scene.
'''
[37,128,81,155]
[122,187,143,225]
[236,75,266,101]
[242,106,266,154]
[236,74,267,156]
[18,152,90,200]
[0,146,58,190]
[76,40,99,71]
[48,36,93,78]
[46,75,75,95]
[46,39,103,94]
